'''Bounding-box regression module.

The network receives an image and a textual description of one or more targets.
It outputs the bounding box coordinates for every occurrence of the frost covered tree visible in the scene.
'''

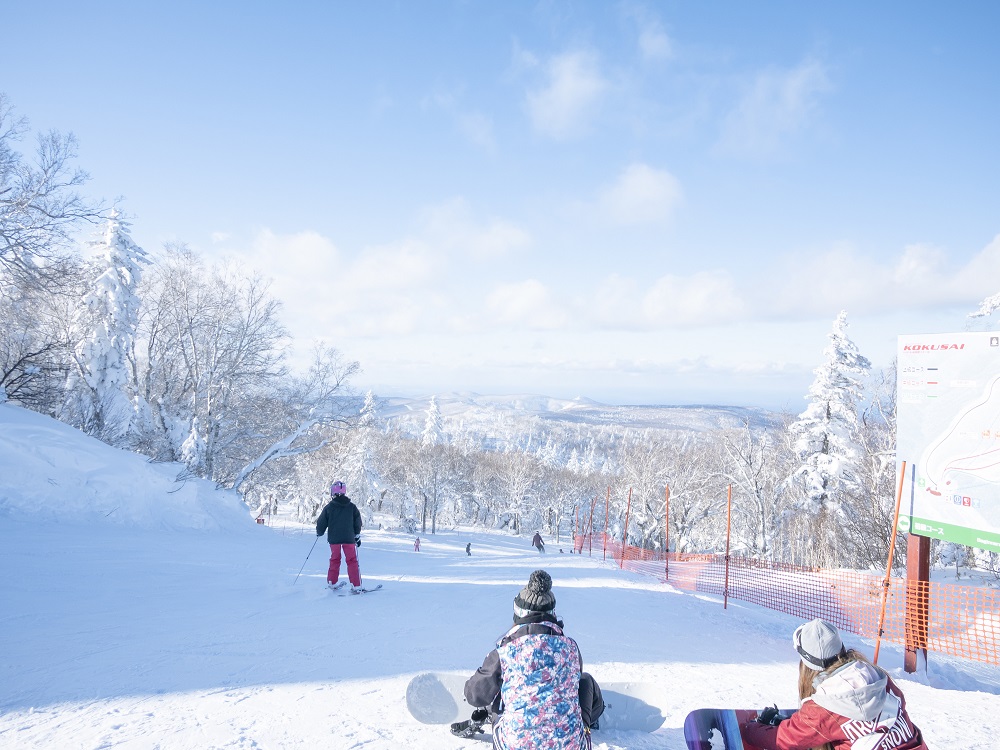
[967,262,1000,323]
[839,362,903,570]
[133,245,288,480]
[0,271,76,411]
[421,395,444,447]
[64,211,149,442]
[0,94,101,291]
[414,396,449,532]
[356,391,392,511]
[722,418,793,558]
[788,310,871,517]
[227,343,360,494]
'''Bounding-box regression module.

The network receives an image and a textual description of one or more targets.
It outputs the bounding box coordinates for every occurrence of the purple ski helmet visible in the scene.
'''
[331,481,346,496]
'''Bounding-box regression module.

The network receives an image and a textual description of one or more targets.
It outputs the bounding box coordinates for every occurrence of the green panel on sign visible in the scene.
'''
[901,515,1000,552]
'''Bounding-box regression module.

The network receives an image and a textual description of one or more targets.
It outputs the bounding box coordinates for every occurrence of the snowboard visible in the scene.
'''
[683,708,796,750]
[405,672,665,732]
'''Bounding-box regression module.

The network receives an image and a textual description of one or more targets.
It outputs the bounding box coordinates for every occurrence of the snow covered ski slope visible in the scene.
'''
[2,402,999,749]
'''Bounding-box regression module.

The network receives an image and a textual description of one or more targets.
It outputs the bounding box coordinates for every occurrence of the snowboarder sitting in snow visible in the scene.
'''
[459,569,604,749]
[316,481,363,592]
[739,618,927,750]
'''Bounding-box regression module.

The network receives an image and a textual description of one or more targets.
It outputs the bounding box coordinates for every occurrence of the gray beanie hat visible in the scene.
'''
[513,570,556,616]
[793,618,846,671]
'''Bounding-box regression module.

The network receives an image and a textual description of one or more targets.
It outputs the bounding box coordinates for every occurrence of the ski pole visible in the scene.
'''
[294,536,320,585]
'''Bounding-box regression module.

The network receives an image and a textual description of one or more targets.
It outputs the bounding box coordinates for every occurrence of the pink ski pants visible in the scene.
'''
[328,543,361,587]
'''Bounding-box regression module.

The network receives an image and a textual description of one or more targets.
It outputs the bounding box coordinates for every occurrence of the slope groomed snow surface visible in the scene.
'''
[1,402,999,749]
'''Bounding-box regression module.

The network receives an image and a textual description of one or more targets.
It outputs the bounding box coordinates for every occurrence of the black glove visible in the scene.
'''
[355,534,361,547]
[756,705,784,726]
[471,708,489,723]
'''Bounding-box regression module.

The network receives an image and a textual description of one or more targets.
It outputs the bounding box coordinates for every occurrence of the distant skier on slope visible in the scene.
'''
[457,569,604,749]
[316,481,363,592]
[531,531,545,553]
[739,619,927,750]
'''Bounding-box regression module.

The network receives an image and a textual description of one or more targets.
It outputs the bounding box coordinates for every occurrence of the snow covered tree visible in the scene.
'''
[347,390,389,516]
[788,310,871,517]
[839,362,903,570]
[968,267,1000,323]
[722,418,793,558]
[64,210,149,442]
[132,244,289,480]
[0,94,102,291]
[421,395,444,447]
[227,343,360,494]
[0,270,76,411]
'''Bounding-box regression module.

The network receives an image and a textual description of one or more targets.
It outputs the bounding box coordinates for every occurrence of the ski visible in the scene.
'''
[339,584,383,596]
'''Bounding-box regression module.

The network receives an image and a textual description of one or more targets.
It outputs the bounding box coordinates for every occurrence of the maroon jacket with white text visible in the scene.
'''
[741,660,927,750]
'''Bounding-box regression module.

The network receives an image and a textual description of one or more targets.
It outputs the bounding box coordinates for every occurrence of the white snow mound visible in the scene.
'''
[0,403,251,531]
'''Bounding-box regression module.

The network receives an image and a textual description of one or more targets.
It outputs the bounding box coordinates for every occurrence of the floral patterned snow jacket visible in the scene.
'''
[465,615,587,750]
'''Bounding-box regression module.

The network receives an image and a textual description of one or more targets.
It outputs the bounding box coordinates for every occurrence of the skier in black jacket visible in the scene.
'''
[316,481,363,590]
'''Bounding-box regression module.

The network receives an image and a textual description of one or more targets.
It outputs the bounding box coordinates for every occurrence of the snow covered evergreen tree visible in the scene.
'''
[421,395,444,447]
[64,210,149,443]
[968,280,1000,323]
[788,310,871,516]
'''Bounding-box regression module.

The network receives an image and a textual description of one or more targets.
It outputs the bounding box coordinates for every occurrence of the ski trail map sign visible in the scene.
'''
[897,332,1000,552]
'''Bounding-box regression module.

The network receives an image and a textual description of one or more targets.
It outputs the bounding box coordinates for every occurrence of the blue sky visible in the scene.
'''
[6,1,1000,410]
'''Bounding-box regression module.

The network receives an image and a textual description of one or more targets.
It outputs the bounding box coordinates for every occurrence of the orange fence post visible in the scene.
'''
[874,461,907,665]
[603,486,610,562]
[587,494,598,556]
[723,484,732,609]
[620,487,633,570]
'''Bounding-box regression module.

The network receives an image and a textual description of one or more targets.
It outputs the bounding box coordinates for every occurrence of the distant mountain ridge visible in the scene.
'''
[380,392,785,434]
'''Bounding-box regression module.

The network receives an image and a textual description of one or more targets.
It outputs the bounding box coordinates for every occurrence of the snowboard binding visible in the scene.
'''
[450,708,490,738]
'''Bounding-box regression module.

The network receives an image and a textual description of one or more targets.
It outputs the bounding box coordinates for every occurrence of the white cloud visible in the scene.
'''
[716,58,831,157]
[426,89,496,152]
[892,243,948,285]
[620,2,672,61]
[349,240,436,291]
[641,271,745,326]
[600,163,682,224]
[245,229,438,340]
[485,279,569,329]
[588,270,744,328]
[210,231,230,244]
[639,25,672,61]
[525,50,607,139]
[509,39,539,75]
[761,235,1000,319]
[249,229,343,281]
[457,111,496,151]
[420,197,530,260]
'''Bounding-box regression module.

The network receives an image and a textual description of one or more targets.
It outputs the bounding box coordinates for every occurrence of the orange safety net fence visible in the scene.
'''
[575,533,1000,667]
